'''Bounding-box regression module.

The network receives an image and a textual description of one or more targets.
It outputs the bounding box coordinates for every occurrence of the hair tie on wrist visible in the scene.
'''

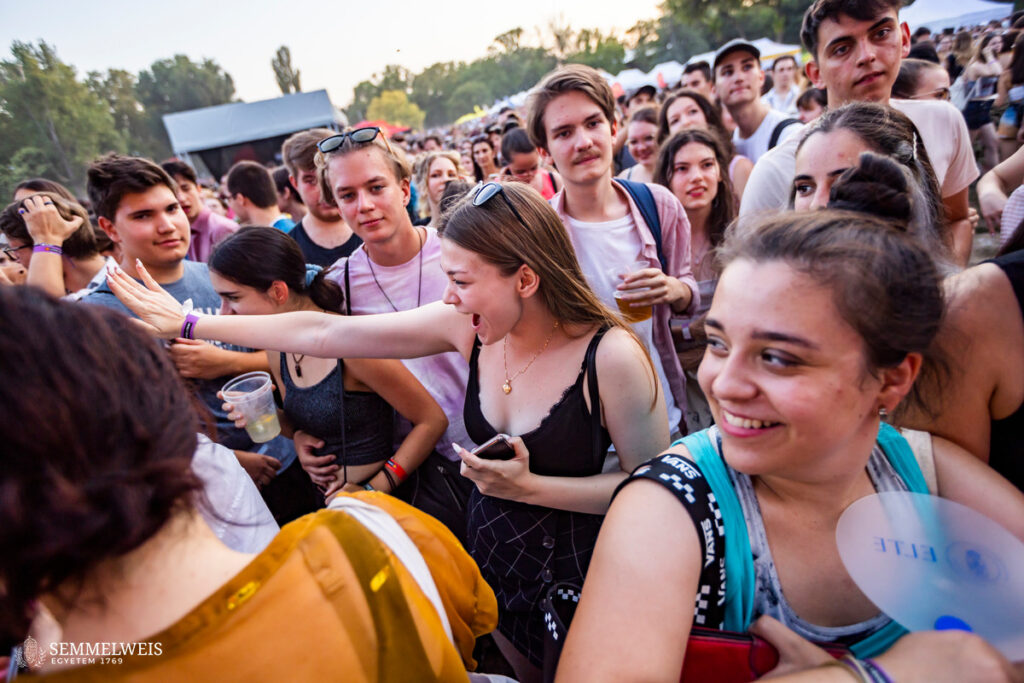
[305,264,323,288]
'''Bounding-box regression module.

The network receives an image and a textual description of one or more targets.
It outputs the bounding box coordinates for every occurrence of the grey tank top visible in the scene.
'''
[279,354,394,466]
[717,427,909,646]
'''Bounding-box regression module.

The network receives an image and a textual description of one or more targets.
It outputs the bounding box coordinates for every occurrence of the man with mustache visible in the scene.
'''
[526,64,700,438]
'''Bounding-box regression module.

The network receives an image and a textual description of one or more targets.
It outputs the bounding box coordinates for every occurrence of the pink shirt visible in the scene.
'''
[188,209,238,263]
[326,228,472,456]
[550,182,699,423]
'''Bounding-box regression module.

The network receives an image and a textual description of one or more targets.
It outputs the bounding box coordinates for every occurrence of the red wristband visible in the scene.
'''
[384,458,407,483]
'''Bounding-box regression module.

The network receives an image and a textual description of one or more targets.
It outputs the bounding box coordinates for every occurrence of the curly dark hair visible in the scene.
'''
[0,287,202,647]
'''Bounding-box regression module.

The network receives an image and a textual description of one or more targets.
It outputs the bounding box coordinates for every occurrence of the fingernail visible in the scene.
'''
[451,443,462,455]
[135,258,143,268]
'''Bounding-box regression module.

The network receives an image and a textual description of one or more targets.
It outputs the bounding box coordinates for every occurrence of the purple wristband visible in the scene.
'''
[33,244,63,255]
[863,659,894,683]
[180,311,202,340]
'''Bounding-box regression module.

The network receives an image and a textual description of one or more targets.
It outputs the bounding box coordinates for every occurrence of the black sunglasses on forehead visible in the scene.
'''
[316,127,393,154]
[472,182,530,231]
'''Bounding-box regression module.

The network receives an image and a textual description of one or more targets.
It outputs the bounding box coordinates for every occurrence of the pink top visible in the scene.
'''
[326,228,472,455]
[550,183,699,415]
[188,209,238,263]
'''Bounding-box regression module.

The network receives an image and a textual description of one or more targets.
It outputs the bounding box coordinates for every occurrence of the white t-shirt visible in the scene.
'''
[762,85,801,115]
[740,98,979,216]
[192,434,279,553]
[733,108,804,164]
[329,228,472,456]
[890,98,979,198]
[564,213,682,431]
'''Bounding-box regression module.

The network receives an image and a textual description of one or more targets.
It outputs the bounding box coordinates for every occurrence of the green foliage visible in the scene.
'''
[272,46,302,95]
[136,54,235,152]
[366,90,426,129]
[0,41,123,198]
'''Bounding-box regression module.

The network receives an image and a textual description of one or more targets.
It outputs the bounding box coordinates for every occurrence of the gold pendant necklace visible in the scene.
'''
[502,320,559,394]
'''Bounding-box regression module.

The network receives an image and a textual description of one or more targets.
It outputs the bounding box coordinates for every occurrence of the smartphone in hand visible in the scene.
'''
[472,434,515,460]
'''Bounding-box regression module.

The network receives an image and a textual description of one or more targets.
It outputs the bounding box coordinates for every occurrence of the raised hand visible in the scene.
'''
[107,260,188,338]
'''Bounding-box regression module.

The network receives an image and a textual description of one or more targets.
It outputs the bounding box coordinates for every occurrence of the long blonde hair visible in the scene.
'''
[414,151,463,218]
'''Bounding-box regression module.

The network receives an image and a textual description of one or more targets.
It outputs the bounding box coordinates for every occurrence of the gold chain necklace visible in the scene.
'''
[502,320,559,395]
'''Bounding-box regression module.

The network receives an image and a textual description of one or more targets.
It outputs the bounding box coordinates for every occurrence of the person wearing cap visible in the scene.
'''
[714,39,803,165]
[624,84,657,117]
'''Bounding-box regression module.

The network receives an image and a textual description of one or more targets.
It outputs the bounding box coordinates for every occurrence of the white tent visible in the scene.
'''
[647,60,685,89]
[163,89,345,177]
[900,0,1012,32]
[686,37,802,72]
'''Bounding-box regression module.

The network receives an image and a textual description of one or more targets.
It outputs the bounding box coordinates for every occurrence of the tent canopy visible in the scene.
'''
[687,37,802,72]
[901,0,1012,32]
[163,89,344,156]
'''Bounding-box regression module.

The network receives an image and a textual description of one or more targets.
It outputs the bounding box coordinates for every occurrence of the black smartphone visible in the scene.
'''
[472,434,515,460]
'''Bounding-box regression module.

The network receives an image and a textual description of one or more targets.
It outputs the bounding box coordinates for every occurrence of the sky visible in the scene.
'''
[0,0,661,109]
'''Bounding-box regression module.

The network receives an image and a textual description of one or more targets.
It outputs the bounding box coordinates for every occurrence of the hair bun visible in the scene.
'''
[827,152,912,229]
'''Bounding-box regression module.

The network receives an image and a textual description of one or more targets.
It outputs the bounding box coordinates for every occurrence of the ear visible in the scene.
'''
[877,352,923,414]
[515,263,541,299]
[899,21,912,59]
[805,60,824,89]
[267,280,290,305]
[289,175,300,194]
[96,215,120,244]
[399,176,411,208]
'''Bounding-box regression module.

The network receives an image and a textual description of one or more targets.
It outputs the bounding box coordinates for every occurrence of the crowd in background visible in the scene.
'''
[2,0,1024,681]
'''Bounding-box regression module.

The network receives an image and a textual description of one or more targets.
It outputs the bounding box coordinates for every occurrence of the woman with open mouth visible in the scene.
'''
[107,179,670,683]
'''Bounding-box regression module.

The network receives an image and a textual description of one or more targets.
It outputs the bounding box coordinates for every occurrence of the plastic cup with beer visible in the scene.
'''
[221,371,281,443]
[609,260,654,323]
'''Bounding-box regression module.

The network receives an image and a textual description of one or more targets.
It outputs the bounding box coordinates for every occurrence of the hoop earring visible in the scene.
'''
[878,406,889,422]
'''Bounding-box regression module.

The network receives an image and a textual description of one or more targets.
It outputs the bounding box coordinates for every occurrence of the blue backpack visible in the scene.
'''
[613,178,667,273]
[674,423,930,658]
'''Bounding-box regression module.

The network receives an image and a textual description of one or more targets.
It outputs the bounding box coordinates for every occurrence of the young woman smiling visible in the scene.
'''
[556,209,1024,682]
[108,180,669,683]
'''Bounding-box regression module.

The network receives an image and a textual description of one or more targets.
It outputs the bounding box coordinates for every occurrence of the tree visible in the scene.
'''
[86,68,166,159]
[566,28,626,73]
[136,55,235,151]
[0,41,123,197]
[271,46,301,95]
[366,90,425,129]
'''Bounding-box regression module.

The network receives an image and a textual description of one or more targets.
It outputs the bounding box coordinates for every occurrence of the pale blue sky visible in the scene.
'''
[0,0,661,108]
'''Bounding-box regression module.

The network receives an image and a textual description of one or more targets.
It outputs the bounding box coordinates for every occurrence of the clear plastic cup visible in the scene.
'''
[608,260,653,322]
[221,371,281,443]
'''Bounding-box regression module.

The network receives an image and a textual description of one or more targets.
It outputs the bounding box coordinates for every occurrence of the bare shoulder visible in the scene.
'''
[945,262,1019,333]
[594,326,651,375]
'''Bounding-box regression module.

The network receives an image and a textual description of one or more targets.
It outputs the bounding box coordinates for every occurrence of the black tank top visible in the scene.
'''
[279,354,394,466]
[464,327,611,476]
[989,251,1024,491]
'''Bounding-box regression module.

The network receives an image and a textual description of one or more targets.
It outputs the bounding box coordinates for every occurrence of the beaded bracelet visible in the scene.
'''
[180,311,203,340]
[384,457,407,484]
[33,243,63,255]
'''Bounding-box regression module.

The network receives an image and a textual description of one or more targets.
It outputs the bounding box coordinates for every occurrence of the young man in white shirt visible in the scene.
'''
[526,64,700,437]
[714,39,804,164]
[741,0,978,265]
[762,55,802,114]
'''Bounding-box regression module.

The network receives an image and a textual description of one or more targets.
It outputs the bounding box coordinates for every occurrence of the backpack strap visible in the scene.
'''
[675,430,755,632]
[876,423,929,495]
[768,118,801,150]
[612,178,668,273]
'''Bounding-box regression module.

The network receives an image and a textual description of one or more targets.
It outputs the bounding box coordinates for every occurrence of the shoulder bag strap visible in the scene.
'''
[612,178,668,273]
[679,430,755,632]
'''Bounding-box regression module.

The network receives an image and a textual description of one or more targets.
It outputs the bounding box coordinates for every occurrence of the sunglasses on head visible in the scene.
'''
[317,127,394,155]
[472,182,530,232]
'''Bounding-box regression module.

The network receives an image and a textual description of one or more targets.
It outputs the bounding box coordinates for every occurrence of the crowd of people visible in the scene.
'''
[2,0,1024,681]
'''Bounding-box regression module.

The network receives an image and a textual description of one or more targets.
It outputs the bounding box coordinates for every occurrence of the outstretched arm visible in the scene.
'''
[107,261,473,360]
